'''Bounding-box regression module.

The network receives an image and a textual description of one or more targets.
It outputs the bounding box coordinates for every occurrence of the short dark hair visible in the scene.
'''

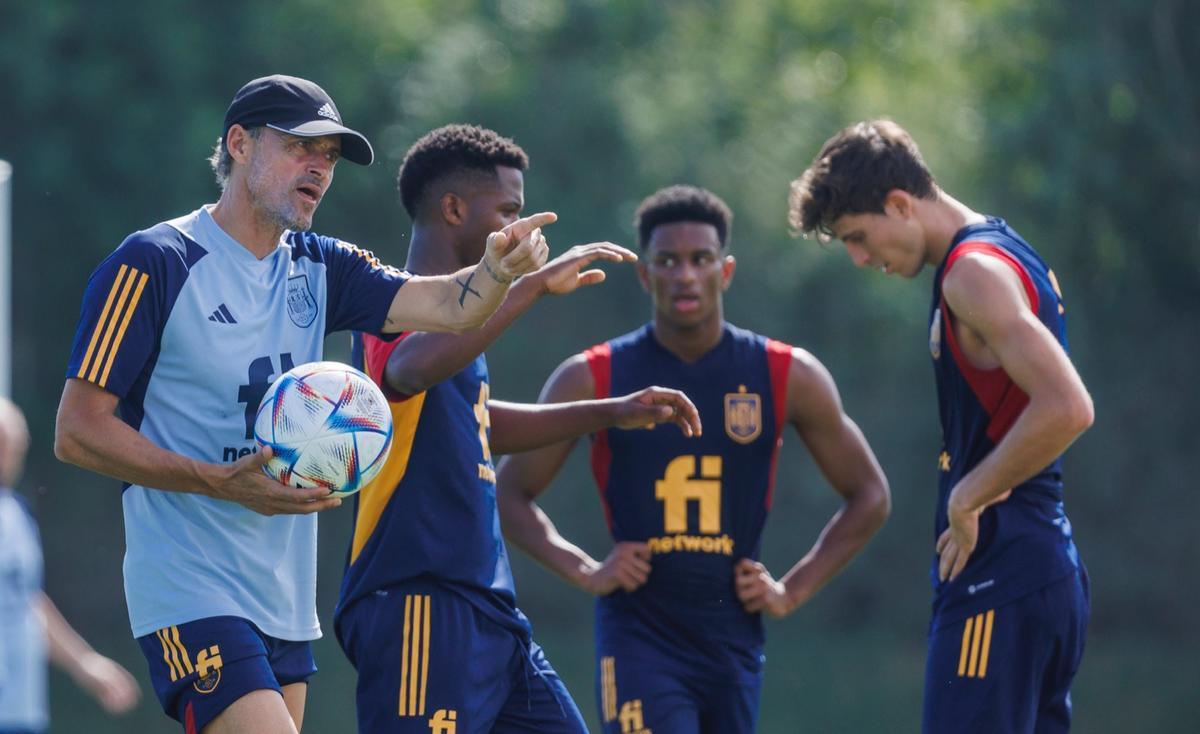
[208,126,263,191]
[634,185,733,250]
[397,124,529,218]
[789,119,936,239]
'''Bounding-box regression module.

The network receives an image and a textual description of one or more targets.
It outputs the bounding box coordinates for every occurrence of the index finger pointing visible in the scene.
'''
[501,212,558,244]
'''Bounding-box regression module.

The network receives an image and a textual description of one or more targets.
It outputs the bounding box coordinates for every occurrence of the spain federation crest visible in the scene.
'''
[725,385,762,444]
[287,274,318,328]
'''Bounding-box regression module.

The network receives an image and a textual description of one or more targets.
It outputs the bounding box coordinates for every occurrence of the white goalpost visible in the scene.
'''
[0,159,11,398]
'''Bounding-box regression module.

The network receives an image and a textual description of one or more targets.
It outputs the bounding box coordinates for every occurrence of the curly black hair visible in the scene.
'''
[397,124,529,218]
[634,185,733,249]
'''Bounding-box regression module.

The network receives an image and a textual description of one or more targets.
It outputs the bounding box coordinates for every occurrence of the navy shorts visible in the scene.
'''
[923,567,1090,733]
[136,616,315,733]
[594,631,762,734]
[337,580,587,734]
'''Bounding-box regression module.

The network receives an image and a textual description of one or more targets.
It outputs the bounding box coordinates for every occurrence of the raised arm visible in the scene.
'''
[495,356,656,596]
[935,253,1094,581]
[735,348,890,618]
[381,212,556,334]
[383,242,635,396]
[54,379,340,515]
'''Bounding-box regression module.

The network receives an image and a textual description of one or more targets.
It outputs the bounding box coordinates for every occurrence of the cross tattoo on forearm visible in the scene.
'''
[456,273,481,307]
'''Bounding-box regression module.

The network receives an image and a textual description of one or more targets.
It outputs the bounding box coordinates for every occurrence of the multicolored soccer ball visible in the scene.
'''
[253,361,393,497]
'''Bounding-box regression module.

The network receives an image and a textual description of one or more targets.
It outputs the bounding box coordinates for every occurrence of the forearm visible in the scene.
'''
[382,259,515,335]
[37,594,98,677]
[56,410,215,496]
[498,491,599,590]
[489,400,618,455]
[454,255,522,331]
[387,277,543,395]
[780,487,889,610]
[952,396,1091,511]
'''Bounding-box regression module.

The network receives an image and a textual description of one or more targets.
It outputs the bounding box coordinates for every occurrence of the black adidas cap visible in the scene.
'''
[222,75,374,165]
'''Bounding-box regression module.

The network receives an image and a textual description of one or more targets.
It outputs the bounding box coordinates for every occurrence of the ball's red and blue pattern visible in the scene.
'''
[254,361,393,497]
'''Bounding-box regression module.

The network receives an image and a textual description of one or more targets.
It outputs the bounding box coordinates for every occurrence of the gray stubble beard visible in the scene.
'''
[246,158,313,233]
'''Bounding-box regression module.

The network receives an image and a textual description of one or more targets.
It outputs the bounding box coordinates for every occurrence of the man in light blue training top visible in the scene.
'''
[54,75,554,734]
[1,397,141,734]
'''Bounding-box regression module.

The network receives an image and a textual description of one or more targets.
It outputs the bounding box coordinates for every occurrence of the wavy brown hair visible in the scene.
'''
[789,119,936,240]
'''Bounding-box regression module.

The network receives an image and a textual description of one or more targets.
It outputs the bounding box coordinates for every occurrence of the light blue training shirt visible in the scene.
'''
[65,206,408,641]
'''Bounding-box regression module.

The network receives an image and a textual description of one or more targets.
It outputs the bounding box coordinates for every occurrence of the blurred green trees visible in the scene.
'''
[1,0,1195,731]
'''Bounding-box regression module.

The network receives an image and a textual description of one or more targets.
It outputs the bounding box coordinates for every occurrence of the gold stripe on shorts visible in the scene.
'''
[601,655,617,722]
[398,594,431,717]
[155,625,193,681]
[957,610,996,679]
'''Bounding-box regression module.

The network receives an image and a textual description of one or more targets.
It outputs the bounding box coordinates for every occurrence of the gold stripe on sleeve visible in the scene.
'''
[87,266,139,383]
[77,264,129,379]
[98,271,149,388]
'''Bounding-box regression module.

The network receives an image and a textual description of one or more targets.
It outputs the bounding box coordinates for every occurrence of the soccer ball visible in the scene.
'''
[253,361,393,497]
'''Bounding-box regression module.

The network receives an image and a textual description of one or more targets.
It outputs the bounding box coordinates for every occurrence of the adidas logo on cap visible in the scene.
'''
[316,103,339,122]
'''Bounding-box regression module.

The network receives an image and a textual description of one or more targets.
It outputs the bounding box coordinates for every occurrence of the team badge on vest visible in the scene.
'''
[929,307,943,360]
[287,274,318,328]
[724,385,761,444]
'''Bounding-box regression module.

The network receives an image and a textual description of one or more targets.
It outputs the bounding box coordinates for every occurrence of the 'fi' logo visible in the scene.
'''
[619,699,653,733]
[193,645,223,694]
[428,709,457,733]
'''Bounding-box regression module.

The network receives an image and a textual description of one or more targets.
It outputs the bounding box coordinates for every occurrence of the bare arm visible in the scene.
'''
[384,242,635,396]
[489,386,699,455]
[38,593,141,714]
[495,356,653,595]
[381,212,556,334]
[736,349,891,618]
[54,379,340,515]
[936,253,1094,581]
